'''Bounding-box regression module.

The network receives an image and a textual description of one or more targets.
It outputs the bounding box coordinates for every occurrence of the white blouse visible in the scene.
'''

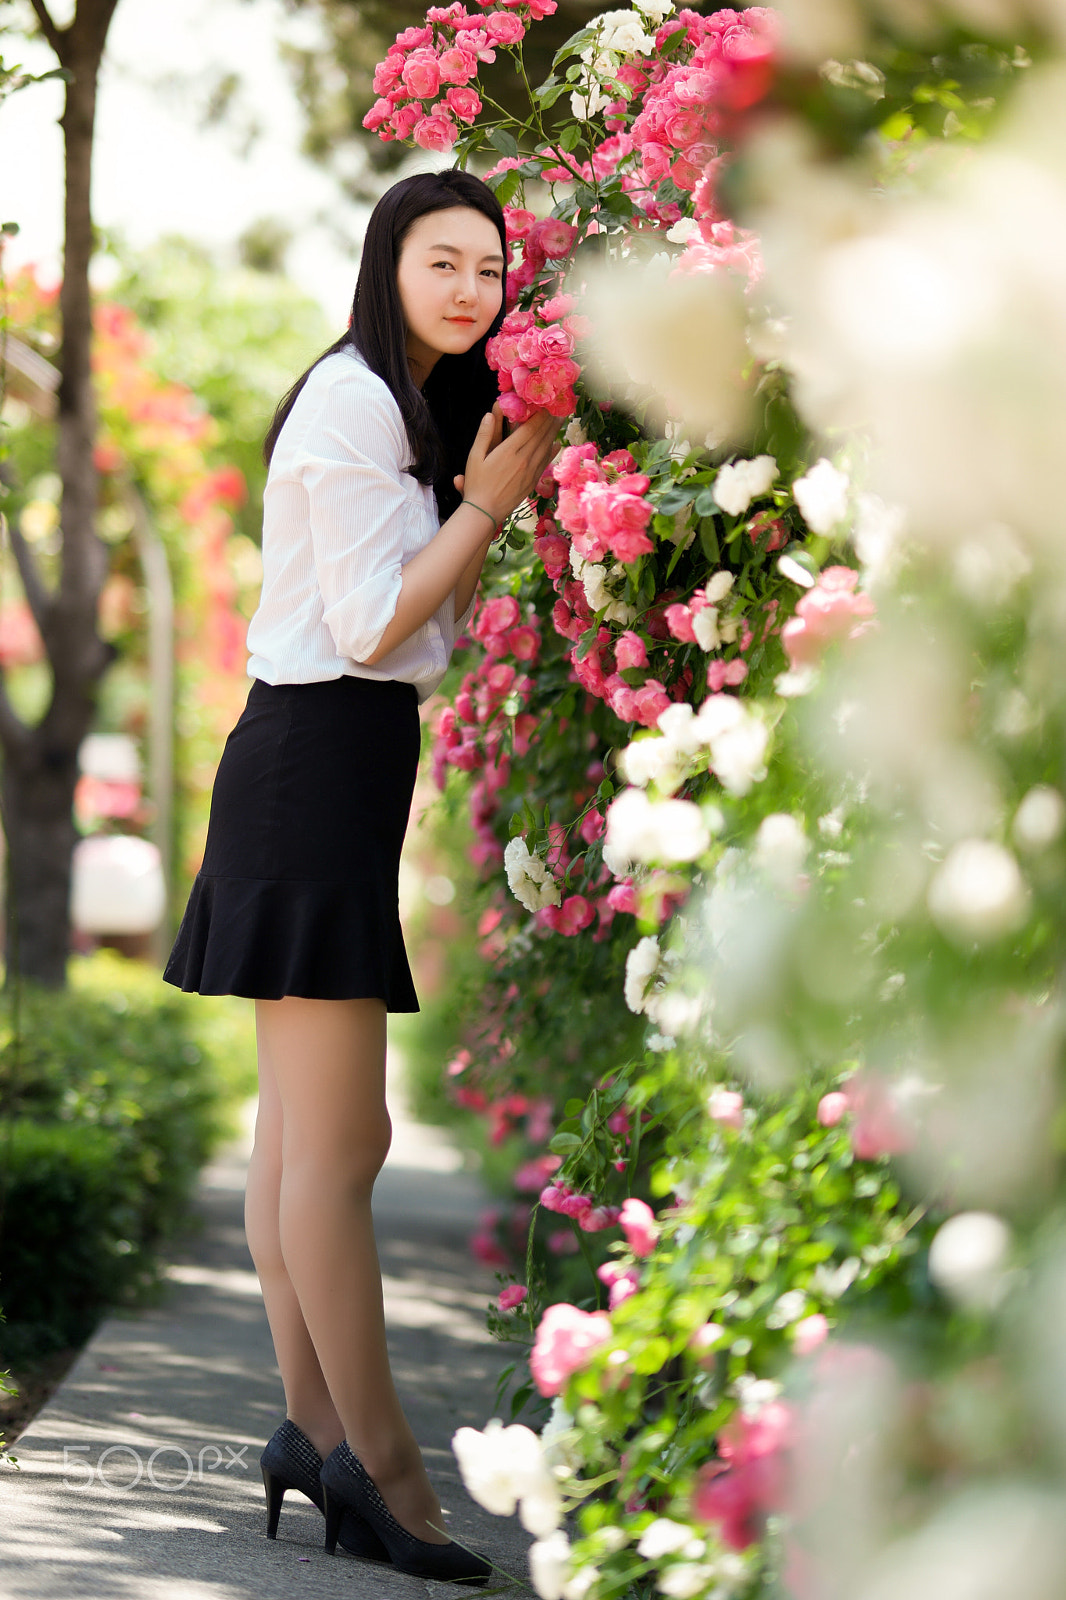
[246,348,475,703]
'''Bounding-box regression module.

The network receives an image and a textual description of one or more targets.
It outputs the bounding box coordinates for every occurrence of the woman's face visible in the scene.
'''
[396,205,505,382]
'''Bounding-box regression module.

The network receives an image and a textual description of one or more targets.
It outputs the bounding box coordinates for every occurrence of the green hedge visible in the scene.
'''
[0,952,256,1365]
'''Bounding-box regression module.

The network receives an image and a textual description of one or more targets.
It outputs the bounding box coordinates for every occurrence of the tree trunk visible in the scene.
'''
[1,0,120,986]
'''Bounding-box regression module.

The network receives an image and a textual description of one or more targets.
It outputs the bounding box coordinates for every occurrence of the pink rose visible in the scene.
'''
[475,594,520,637]
[689,1322,725,1367]
[782,566,876,670]
[530,1302,612,1396]
[579,1205,618,1233]
[499,390,532,423]
[498,1283,528,1311]
[607,880,638,915]
[402,48,442,99]
[708,1088,744,1130]
[534,530,569,581]
[608,524,655,564]
[538,1183,571,1213]
[579,808,605,845]
[598,1261,640,1307]
[505,206,536,241]
[706,659,748,691]
[470,1229,509,1266]
[413,112,458,151]
[632,680,671,728]
[817,1091,848,1128]
[615,631,648,670]
[446,86,482,122]
[391,102,422,140]
[540,291,576,319]
[484,9,525,43]
[507,624,540,662]
[619,1197,658,1257]
[793,1313,828,1356]
[528,217,578,260]
[665,603,697,643]
[847,1073,911,1160]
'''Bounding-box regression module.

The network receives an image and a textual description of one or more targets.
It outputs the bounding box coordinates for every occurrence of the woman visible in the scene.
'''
[164,169,558,1580]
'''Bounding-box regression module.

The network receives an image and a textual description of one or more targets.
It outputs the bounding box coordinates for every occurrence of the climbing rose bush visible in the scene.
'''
[369,1,1066,1597]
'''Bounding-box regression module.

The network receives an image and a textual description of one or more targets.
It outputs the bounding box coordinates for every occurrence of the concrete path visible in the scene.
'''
[0,1043,532,1599]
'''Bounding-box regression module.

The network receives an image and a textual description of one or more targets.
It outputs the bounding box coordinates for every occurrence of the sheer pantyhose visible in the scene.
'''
[244,995,449,1543]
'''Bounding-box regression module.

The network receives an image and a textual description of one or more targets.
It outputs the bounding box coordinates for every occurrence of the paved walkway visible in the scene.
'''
[0,1044,532,1599]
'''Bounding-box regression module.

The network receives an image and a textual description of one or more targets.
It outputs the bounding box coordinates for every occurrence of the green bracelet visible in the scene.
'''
[462,499,498,533]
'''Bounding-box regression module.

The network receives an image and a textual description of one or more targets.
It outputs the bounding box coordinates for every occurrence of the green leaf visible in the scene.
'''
[536,82,569,111]
[488,126,519,159]
[550,1132,583,1152]
[694,487,719,519]
[560,124,582,153]
[552,26,596,68]
[490,169,522,206]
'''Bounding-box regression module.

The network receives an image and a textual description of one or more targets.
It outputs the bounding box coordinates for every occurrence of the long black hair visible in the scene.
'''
[264,169,506,520]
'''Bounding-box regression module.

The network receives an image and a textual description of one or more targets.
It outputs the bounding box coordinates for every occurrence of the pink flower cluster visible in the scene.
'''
[530,1302,612,1396]
[540,1180,621,1234]
[364,0,556,150]
[598,1259,641,1309]
[431,594,541,866]
[554,442,654,565]
[486,289,583,423]
[782,566,876,670]
[631,8,777,194]
[694,1399,792,1551]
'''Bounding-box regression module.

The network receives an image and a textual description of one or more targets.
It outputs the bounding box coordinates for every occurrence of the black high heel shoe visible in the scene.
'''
[320,1440,492,1583]
[260,1420,390,1561]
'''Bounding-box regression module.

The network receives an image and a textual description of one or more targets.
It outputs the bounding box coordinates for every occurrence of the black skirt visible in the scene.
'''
[163,676,421,1008]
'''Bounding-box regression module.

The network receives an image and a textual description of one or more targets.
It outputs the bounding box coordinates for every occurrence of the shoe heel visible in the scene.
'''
[262,1464,287,1540]
[322,1484,343,1556]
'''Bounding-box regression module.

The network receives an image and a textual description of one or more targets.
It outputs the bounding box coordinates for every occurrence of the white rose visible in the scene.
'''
[606,787,710,865]
[1013,785,1066,851]
[592,9,656,54]
[504,837,562,913]
[619,735,687,794]
[752,813,808,883]
[635,0,673,21]
[565,419,588,447]
[638,1521,701,1560]
[928,1211,1011,1310]
[704,570,734,604]
[692,697,769,795]
[927,838,1029,943]
[792,458,850,535]
[692,607,720,652]
[713,455,777,516]
[453,1419,558,1520]
[624,935,662,1014]
[657,1563,717,1598]
[530,1531,573,1600]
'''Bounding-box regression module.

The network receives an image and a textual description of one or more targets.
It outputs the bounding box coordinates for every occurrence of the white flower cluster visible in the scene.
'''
[617,696,770,807]
[713,454,778,516]
[504,836,562,913]
[693,570,743,654]
[571,8,657,117]
[571,548,637,625]
[792,458,850,535]
[453,1418,562,1538]
[605,788,712,870]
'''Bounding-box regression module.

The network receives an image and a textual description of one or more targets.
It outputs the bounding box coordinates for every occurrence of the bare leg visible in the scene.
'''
[254,995,448,1544]
[245,1014,344,1460]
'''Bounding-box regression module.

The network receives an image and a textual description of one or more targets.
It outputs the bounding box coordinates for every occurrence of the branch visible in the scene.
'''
[5,517,52,633]
[27,0,64,57]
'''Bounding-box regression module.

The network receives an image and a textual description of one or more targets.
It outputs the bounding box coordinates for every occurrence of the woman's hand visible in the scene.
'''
[460,404,559,526]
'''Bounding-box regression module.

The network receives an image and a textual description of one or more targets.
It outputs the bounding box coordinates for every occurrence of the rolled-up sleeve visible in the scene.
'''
[297,371,415,665]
